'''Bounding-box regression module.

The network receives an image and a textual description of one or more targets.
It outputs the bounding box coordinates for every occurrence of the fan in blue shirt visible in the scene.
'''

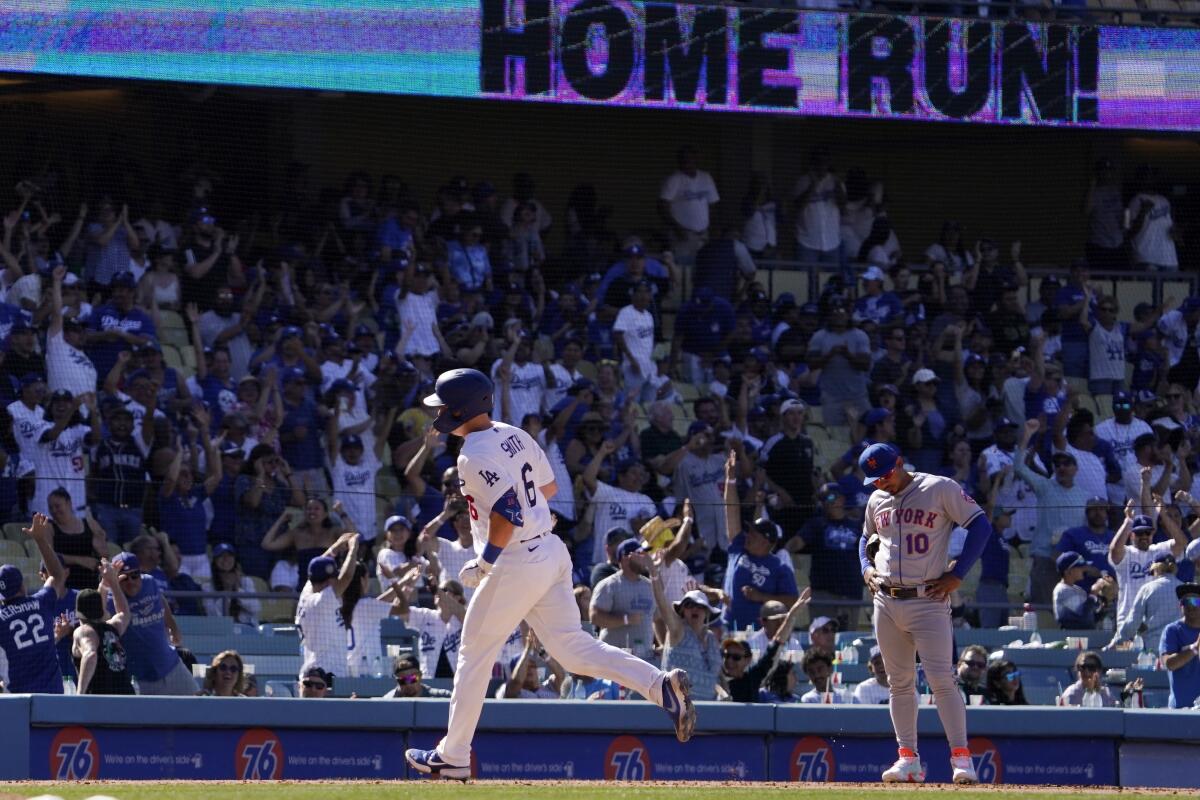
[1162,583,1200,709]
[0,514,69,693]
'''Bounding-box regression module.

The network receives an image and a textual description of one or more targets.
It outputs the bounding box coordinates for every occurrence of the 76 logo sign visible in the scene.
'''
[235,729,284,780]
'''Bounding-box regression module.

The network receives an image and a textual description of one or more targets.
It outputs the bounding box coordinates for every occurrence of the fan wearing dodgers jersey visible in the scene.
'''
[406,368,696,781]
[857,443,994,785]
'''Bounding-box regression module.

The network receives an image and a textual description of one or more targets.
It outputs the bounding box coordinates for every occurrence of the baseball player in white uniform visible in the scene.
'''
[405,369,696,780]
[858,443,994,784]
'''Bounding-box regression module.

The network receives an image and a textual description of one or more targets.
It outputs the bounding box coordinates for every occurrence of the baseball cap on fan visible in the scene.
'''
[859,443,902,486]
[0,563,23,599]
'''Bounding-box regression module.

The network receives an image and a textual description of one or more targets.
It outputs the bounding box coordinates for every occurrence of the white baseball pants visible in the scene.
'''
[438,533,664,765]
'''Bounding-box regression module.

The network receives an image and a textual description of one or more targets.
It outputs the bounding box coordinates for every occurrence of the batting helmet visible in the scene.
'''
[423,368,494,433]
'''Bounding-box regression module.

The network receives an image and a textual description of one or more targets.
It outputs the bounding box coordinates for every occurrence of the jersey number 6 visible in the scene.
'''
[904,532,930,555]
[521,462,537,507]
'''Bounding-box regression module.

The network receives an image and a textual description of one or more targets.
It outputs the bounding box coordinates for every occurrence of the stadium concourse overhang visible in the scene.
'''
[1,67,1199,274]
[0,693,1198,786]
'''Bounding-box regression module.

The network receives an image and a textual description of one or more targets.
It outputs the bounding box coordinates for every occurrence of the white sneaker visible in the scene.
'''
[951,749,978,784]
[881,749,925,783]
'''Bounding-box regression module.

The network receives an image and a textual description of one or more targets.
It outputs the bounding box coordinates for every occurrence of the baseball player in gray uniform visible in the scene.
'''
[405,369,695,780]
[858,443,993,784]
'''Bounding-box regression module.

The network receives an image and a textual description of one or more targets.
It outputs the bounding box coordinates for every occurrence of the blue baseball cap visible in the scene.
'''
[110,272,137,289]
[113,552,140,575]
[282,367,306,384]
[686,420,713,439]
[280,325,303,340]
[1131,515,1155,533]
[863,408,892,427]
[1056,551,1086,575]
[340,433,363,449]
[384,515,412,532]
[330,378,355,394]
[212,543,236,560]
[19,373,45,387]
[1112,390,1133,407]
[615,538,645,561]
[859,443,902,486]
[308,556,338,581]
[0,564,23,599]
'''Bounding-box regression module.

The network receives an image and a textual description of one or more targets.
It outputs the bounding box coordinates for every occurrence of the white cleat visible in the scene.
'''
[951,751,979,784]
[881,749,925,783]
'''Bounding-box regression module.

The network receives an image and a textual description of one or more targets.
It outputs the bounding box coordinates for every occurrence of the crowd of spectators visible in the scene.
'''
[0,147,1198,708]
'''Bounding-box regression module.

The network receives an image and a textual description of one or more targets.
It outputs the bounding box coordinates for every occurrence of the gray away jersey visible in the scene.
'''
[864,472,985,586]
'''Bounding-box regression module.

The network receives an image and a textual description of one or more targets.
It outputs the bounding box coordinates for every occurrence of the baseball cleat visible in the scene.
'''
[405,747,469,780]
[951,748,978,784]
[661,668,697,743]
[881,748,925,783]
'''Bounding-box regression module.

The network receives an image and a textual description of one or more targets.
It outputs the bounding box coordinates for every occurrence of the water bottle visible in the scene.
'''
[1022,603,1037,631]
[371,655,385,678]
[348,657,360,678]
[1029,630,1042,646]
[1132,634,1144,653]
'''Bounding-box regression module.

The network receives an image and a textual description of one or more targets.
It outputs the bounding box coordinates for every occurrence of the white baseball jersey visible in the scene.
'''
[330,452,381,541]
[46,330,98,397]
[1111,540,1173,629]
[588,481,657,565]
[30,421,90,514]
[490,359,546,426]
[406,605,462,678]
[457,422,556,554]
[296,583,346,675]
[435,538,477,600]
[1095,417,1153,470]
[7,400,44,472]
[346,596,392,673]
[864,472,985,586]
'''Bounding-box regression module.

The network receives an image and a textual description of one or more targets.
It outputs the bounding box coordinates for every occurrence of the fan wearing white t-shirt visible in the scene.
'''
[47,268,98,401]
[658,146,719,264]
[31,391,100,515]
[326,408,394,544]
[613,281,657,403]
[344,564,401,677]
[490,335,547,426]
[1109,513,1187,631]
[383,572,468,679]
[792,150,845,262]
[418,506,479,599]
[1127,183,1178,271]
[296,534,360,677]
[582,446,658,568]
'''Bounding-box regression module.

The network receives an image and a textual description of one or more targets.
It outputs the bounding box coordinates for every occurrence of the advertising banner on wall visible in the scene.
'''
[769,734,1117,785]
[1,1,1199,131]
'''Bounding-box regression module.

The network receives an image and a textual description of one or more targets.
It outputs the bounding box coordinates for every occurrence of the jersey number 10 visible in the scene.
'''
[904,533,930,555]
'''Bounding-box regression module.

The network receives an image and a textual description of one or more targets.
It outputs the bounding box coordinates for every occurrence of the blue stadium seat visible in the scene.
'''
[335,676,394,698]
[955,629,1033,649]
[187,635,300,658]
[1014,665,1072,689]
[380,617,418,655]
[832,663,870,684]
[241,655,303,676]
[1023,684,1062,706]
[176,616,236,637]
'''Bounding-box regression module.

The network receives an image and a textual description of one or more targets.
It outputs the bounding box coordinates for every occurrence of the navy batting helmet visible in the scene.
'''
[423,368,494,433]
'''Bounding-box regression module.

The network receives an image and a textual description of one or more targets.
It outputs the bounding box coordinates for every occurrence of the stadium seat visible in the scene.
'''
[376,471,401,499]
[241,654,303,676]
[3,522,27,541]
[380,617,418,656]
[160,325,190,348]
[162,344,184,370]
[0,540,26,561]
[176,616,236,637]
[955,629,1034,648]
[1023,684,1061,706]
[676,383,701,402]
[264,680,295,698]
[179,344,197,369]
[259,595,298,624]
[1095,394,1114,418]
[189,634,299,659]
[1075,393,1098,417]
[335,676,393,697]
